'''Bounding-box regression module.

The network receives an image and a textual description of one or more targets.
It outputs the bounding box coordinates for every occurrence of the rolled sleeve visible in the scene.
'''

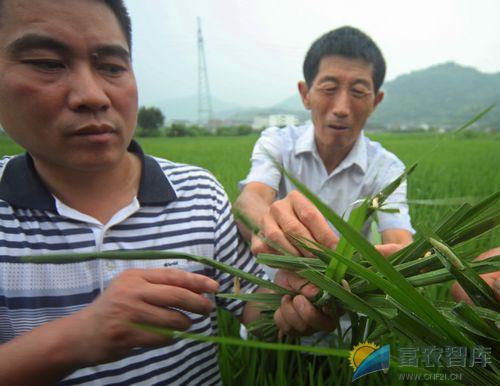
[239,127,283,191]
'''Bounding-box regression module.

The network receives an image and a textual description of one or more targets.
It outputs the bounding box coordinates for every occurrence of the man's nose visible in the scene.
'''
[332,89,350,118]
[67,65,111,112]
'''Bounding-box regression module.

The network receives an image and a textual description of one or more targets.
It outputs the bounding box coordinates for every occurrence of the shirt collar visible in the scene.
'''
[336,131,368,175]
[0,140,177,210]
[294,122,368,174]
[294,121,317,156]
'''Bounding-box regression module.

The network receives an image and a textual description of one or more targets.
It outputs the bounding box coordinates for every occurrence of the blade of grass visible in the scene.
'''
[430,238,499,311]
[132,323,350,357]
[19,250,293,295]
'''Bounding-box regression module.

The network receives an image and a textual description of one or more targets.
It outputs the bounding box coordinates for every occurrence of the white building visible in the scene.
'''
[252,114,299,130]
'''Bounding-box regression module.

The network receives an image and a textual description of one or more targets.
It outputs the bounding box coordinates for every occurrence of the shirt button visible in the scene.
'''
[105,261,116,270]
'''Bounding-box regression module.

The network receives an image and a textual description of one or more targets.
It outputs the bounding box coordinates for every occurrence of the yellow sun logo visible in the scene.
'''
[349,341,380,371]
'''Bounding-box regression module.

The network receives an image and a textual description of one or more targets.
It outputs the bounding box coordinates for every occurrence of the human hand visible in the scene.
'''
[451,247,500,304]
[375,243,405,258]
[273,269,338,337]
[71,268,219,365]
[251,190,339,257]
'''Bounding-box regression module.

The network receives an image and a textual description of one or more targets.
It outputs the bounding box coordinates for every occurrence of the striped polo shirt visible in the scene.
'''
[0,141,264,385]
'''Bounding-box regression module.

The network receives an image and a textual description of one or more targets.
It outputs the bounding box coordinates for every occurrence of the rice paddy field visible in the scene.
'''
[1,131,499,385]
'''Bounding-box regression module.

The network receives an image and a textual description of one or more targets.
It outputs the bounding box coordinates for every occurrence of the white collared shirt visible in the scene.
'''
[241,122,414,237]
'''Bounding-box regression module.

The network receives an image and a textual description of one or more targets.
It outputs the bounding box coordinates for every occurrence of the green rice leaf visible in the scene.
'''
[430,238,499,311]
[19,250,293,295]
[132,323,350,357]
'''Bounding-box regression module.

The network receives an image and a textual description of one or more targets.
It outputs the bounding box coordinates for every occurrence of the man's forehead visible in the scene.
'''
[0,0,115,30]
[316,55,374,82]
[0,0,128,52]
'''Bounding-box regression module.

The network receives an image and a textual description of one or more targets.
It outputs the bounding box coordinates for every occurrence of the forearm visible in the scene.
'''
[234,183,276,241]
[0,313,89,386]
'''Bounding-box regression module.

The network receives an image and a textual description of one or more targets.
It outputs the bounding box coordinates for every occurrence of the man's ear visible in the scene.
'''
[298,81,311,110]
[373,90,384,110]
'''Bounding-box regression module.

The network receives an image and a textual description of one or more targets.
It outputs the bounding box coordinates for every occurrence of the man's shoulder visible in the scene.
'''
[0,155,17,187]
[148,156,226,195]
[0,155,14,170]
[363,134,404,168]
[260,123,309,141]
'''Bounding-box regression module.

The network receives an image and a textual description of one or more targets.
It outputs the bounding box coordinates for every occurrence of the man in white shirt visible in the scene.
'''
[236,27,414,287]
[0,1,336,384]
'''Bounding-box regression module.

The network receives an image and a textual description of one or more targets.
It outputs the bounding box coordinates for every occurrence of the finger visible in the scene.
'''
[274,270,319,299]
[251,234,280,256]
[137,268,219,293]
[141,284,215,316]
[270,200,317,257]
[375,243,402,258]
[289,191,339,249]
[475,247,500,261]
[293,295,337,332]
[129,302,194,331]
[261,212,301,255]
[278,295,311,335]
[274,304,292,336]
[450,275,499,304]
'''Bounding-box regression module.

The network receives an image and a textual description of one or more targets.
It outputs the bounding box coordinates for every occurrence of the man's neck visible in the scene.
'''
[33,153,142,224]
[315,141,354,175]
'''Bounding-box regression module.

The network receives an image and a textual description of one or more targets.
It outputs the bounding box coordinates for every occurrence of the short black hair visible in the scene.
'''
[303,26,386,93]
[105,0,132,54]
[0,0,132,54]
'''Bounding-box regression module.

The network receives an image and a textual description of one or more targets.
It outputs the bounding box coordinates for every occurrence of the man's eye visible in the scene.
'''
[321,87,337,95]
[98,63,127,76]
[23,60,65,71]
[351,89,368,98]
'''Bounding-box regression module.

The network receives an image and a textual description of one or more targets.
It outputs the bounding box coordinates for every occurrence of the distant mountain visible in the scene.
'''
[153,95,242,121]
[370,62,500,129]
[272,94,304,111]
[272,62,500,129]
[148,62,500,128]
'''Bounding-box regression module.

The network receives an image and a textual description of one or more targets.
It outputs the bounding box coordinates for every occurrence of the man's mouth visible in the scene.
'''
[327,124,350,131]
[74,123,116,136]
[71,123,118,144]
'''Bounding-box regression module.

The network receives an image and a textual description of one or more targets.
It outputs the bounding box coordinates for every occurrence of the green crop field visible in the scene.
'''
[138,133,500,250]
[1,131,499,385]
[3,132,498,231]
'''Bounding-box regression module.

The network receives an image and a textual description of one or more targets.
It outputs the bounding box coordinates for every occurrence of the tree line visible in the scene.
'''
[136,106,254,137]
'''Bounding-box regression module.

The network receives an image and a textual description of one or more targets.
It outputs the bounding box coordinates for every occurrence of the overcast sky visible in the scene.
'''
[125,0,500,108]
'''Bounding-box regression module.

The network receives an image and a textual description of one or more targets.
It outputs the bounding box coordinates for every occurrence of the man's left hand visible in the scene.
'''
[273,269,337,337]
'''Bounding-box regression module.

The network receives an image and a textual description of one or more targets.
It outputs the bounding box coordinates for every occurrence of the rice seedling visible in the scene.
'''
[3,107,499,384]
[20,175,500,385]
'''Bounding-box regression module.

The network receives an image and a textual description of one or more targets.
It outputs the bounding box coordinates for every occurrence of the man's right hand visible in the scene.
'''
[252,190,339,256]
[71,268,219,365]
[0,268,219,386]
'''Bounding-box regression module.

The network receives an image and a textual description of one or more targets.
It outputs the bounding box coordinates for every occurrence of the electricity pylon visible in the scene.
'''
[197,17,214,127]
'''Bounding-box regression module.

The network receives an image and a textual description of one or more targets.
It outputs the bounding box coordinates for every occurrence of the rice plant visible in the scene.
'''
[21,179,500,385]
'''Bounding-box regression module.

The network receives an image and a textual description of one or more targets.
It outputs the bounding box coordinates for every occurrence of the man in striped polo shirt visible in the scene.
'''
[0,1,336,385]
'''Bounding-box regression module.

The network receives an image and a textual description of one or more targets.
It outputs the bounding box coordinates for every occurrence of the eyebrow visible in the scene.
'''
[318,76,372,88]
[93,45,131,62]
[7,34,71,56]
[7,33,131,61]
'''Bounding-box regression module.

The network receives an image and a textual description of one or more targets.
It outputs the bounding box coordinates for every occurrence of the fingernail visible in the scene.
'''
[296,296,305,311]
